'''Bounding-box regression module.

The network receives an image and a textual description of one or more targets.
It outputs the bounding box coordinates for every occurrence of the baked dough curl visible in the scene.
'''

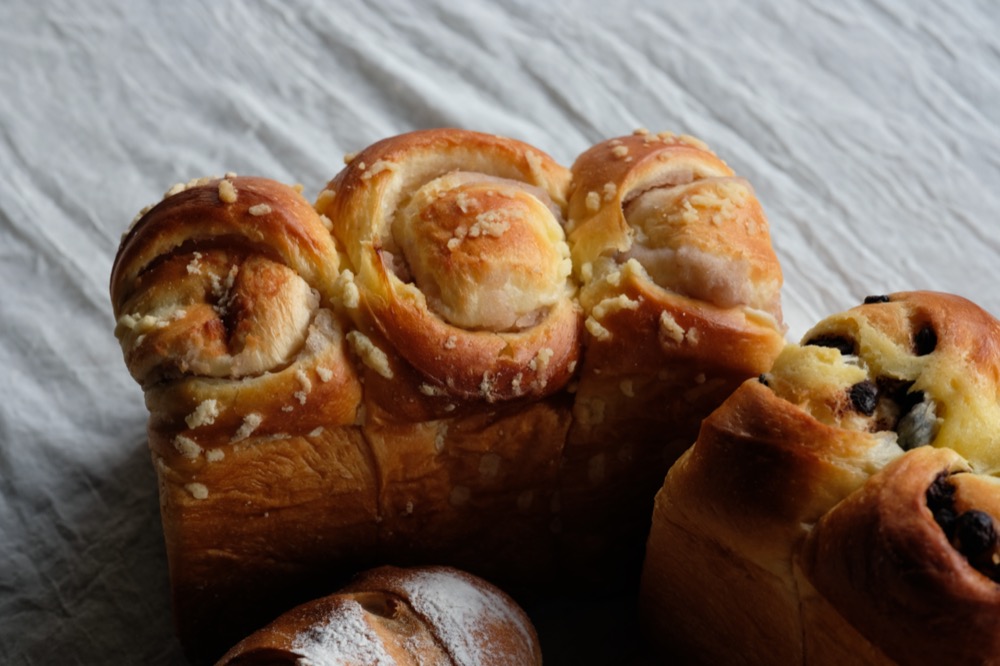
[640,291,1000,665]
[111,176,371,661]
[316,129,581,584]
[560,131,786,578]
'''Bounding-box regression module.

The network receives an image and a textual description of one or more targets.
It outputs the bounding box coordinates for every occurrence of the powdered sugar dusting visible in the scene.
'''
[398,570,533,666]
[290,600,396,666]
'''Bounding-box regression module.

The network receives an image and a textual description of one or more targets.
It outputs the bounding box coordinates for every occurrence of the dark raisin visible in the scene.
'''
[804,335,856,357]
[848,380,878,415]
[953,510,997,559]
[914,325,937,356]
[758,373,770,386]
[926,473,958,538]
[863,295,891,304]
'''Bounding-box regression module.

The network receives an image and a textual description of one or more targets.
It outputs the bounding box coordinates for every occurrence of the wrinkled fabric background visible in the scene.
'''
[2,1,999,663]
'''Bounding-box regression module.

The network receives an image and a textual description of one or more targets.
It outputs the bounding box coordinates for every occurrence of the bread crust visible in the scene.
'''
[110,130,786,661]
[215,566,542,666]
[641,291,1000,665]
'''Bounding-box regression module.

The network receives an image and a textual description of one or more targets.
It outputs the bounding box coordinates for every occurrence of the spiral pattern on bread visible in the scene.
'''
[110,129,786,661]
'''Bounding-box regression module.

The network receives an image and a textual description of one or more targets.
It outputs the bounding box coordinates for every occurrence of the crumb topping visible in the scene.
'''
[185,399,220,429]
[231,412,263,443]
[218,179,237,204]
[173,435,202,459]
[360,159,397,180]
[347,331,393,379]
[185,483,209,500]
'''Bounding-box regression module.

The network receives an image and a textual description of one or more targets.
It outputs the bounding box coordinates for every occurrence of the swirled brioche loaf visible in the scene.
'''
[640,291,1000,665]
[110,129,784,662]
[216,566,542,666]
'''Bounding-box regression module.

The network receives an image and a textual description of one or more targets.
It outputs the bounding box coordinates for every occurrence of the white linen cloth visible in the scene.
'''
[2,1,998,663]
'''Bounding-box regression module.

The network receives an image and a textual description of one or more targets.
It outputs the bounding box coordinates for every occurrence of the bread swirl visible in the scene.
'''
[561,131,785,578]
[112,176,373,660]
[314,129,580,585]
[110,129,786,661]
[216,566,542,666]
[640,291,1000,665]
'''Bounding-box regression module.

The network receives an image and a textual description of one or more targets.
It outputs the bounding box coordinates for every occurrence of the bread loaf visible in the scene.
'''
[110,129,784,661]
[640,291,1000,665]
[215,565,542,666]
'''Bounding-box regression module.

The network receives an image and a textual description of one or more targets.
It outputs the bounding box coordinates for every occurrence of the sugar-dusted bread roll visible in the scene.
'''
[640,291,1000,665]
[110,128,786,662]
[561,130,785,578]
[216,566,542,666]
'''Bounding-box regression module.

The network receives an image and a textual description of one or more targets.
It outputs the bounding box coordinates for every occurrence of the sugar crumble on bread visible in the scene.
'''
[248,203,272,216]
[173,435,203,459]
[184,483,209,500]
[360,159,397,180]
[185,399,220,429]
[230,413,263,443]
[218,179,237,204]
[346,331,393,379]
[585,316,612,341]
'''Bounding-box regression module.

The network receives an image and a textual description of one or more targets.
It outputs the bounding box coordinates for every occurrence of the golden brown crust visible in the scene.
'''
[215,566,542,666]
[801,446,1000,666]
[319,128,580,414]
[641,290,1000,665]
[561,132,786,581]
[110,129,788,661]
